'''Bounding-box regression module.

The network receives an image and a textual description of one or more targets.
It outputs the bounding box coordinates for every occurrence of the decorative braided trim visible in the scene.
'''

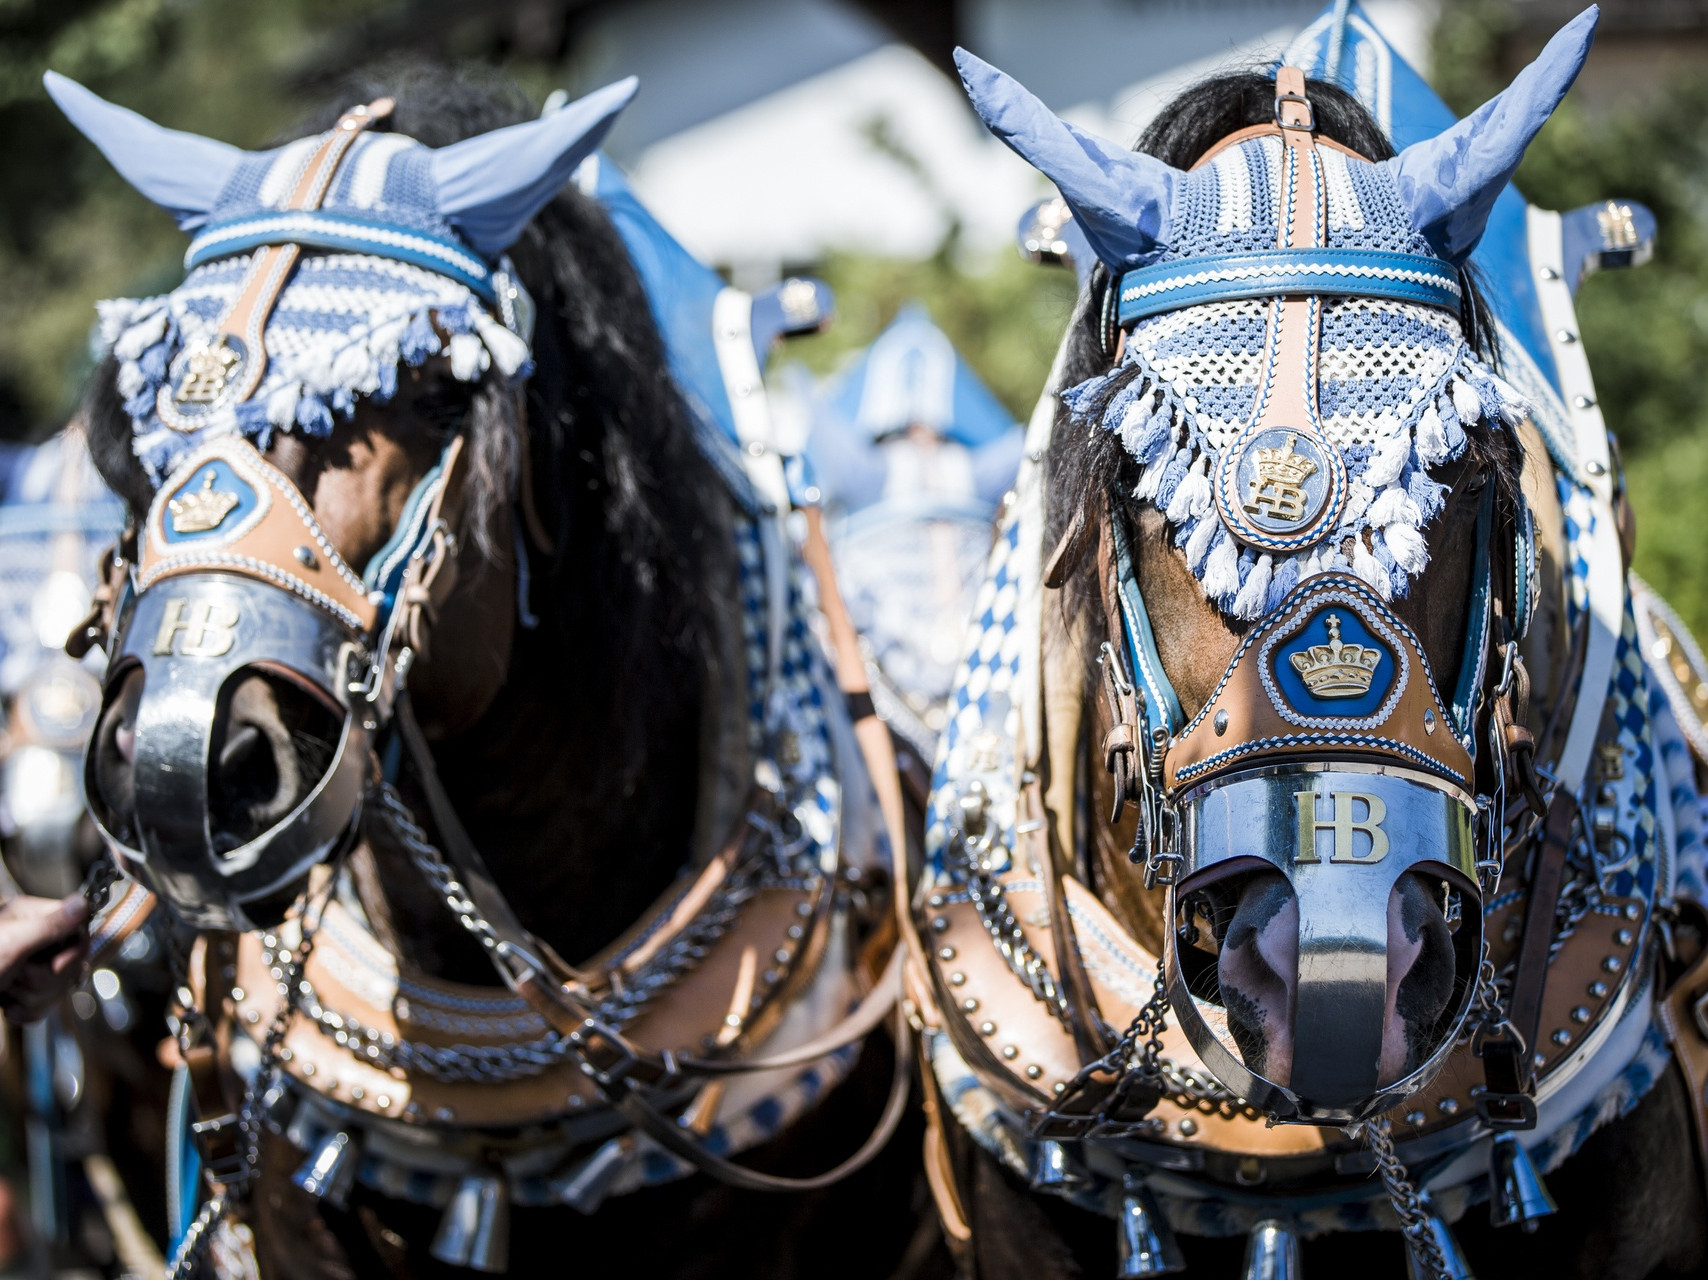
[1172,731,1462,786]
[138,552,366,633]
[187,212,494,299]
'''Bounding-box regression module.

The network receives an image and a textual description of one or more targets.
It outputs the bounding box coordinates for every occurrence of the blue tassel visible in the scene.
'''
[1405,467,1448,523]
[295,395,335,437]
[1265,556,1302,612]
[138,341,171,385]
[399,309,441,365]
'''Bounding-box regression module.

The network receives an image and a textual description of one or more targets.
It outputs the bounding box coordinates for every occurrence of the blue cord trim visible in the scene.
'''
[187,212,495,302]
[1117,248,1460,326]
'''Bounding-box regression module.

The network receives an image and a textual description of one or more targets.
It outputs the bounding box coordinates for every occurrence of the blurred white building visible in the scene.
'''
[572,0,1436,278]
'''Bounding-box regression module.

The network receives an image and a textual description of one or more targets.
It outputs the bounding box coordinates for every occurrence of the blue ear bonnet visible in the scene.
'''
[184,134,496,300]
[47,72,637,482]
[954,9,1596,621]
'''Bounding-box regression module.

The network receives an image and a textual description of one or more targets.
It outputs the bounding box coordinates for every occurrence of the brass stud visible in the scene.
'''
[1626,903,1641,921]
[931,917,949,934]
[350,1086,365,1102]
[1614,928,1633,947]
[979,1021,997,1037]
[376,1095,392,1111]
[1405,1110,1426,1126]
[1002,1045,1019,1060]
[302,1063,317,1077]
[1053,1082,1066,1094]
[962,998,980,1013]
[1552,1029,1572,1047]
[1571,1006,1591,1024]
[230,986,246,1002]
[1178,1118,1198,1137]
[435,1107,455,1122]
[1602,956,1622,974]
[244,1009,261,1024]
[1025,1065,1043,1080]
[294,546,319,569]
[787,925,804,941]
[795,902,813,918]
[1213,711,1228,736]
[1438,1098,1459,1116]
[774,948,791,966]
[1589,980,1609,998]
[949,972,967,987]
[938,946,957,961]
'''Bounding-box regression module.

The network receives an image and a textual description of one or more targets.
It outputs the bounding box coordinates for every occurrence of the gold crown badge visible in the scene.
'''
[168,468,242,535]
[1289,613,1381,699]
[1243,433,1320,525]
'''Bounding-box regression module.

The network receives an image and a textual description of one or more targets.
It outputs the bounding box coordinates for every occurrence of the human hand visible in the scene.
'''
[0,894,89,1024]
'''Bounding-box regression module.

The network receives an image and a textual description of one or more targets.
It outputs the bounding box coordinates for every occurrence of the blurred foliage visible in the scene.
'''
[0,0,406,437]
[1434,0,1708,639]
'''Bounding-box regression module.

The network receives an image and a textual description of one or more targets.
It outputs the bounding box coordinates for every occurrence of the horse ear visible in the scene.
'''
[954,48,1182,270]
[44,71,244,232]
[1383,6,1598,264]
[431,76,638,257]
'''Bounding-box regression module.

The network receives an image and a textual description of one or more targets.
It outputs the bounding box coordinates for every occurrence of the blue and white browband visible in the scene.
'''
[1116,249,1461,327]
[187,212,498,303]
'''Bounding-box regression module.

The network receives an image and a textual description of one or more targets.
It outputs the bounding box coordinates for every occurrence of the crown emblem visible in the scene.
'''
[1243,432,1319,525]
[1289,613,1381,699]
[168,468,242,535]
[174,340,241,406]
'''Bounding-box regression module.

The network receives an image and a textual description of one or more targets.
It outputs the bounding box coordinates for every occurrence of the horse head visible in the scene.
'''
[54,67,712,944]
[957,8,1596,1122]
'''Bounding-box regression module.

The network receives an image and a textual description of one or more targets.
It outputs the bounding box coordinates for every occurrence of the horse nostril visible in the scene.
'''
[213,722,284,840]
[207,673,337,851]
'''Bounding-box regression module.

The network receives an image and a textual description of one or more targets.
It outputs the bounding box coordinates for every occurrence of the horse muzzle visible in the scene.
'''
[89,572,374,931]
[82,435,461,932]
[1165,761,1481,1124]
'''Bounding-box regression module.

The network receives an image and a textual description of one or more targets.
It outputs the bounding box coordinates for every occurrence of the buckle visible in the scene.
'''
[1274,93,1315,131]
[1475,1091,1538,1131]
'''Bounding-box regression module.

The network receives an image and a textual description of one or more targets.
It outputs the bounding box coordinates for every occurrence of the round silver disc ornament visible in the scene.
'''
[1213,423,1346,553]
[1163,761,1481,1124]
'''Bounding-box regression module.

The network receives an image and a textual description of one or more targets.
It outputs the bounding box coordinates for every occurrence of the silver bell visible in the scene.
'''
[558,1138,628,1215]
[430,1173,510,1273]
[1488,1133,1557,1231]
[1241,1218,1301,1280]
[291,1130,360,1208]
[1404,1200,1476,1280]
[1028,1138,1091,1191]
[1116,1174,1186,1276]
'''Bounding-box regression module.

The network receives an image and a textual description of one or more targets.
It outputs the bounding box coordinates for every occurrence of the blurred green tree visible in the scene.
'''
[1434,0,1708,639]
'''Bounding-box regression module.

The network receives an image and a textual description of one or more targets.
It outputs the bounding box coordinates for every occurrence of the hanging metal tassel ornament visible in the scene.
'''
[1404,1199,1476,1280]
[1488,1133,1557,1230]
[1241,1218,1301,1280]
[430,1172,511,1273]
[1028,1138,1091,1191]
[291,1130,360,1208]
[1116,1172,1185,1276]
[559,1137,629,1215]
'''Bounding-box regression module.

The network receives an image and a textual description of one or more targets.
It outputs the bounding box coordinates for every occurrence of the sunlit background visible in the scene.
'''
[3,0,1707,633]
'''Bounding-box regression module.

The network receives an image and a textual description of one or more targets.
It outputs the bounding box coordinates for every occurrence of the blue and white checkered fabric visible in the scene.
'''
[99,132,532,483]
[1059,134,1528,621]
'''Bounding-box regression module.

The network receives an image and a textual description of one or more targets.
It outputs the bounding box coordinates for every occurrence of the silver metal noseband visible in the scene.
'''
[84,434,459,932]
[1167,761,1481,1122]
[94,573,373,931]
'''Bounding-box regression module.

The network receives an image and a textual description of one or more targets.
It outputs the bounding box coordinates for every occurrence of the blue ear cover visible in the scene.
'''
[44,71,244,231]
[1382,6,1598,264]
[431,77,639,256]
[954,48,1182,271]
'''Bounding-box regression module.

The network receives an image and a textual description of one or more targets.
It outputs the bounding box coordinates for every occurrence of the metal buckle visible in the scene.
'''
[1274,93,1315,131]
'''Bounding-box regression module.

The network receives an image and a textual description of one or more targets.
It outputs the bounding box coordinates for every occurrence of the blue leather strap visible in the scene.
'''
[1117,248,1460,326]
[187,212,496,302]
[1111,511,1184,735]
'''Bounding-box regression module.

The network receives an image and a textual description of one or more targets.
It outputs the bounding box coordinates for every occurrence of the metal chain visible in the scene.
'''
[79,848,121,917]
[164,1193,227,1280]
[1357,1117,1449,1280]
[950,831,1069,1021]
[277,782,787,1085]
[164,879,331,1280]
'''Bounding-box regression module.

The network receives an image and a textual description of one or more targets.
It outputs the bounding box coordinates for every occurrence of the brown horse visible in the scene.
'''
[911,23,1708,1280]
[67,65,929,1279]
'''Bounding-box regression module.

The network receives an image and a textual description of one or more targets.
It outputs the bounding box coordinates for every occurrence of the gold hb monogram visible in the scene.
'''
[1294,790,1389,864]
[153,599,241,658]
[1243,433,1318,525]
[174,341,241,406]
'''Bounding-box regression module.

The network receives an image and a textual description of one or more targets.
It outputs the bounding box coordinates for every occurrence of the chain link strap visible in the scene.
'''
[1357,1117,1450,1280]
[79,849,122,917]
[949,830,1069,1021]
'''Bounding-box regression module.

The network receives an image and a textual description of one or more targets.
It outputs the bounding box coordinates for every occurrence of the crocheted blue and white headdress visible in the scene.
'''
[957,8,1597,620]
[46,72,637,482]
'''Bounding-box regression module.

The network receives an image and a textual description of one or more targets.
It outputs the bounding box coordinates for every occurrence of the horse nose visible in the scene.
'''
[1213,869,1456,1090]
[207,674,337,853]
[89,666,341,854]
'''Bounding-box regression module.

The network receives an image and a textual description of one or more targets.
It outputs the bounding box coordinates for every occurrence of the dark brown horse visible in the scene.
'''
[915,33,1708,1280]
[72,66,932,1279]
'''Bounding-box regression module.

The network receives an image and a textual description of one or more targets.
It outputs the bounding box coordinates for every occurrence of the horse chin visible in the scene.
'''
[1214,868,1455,1095]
